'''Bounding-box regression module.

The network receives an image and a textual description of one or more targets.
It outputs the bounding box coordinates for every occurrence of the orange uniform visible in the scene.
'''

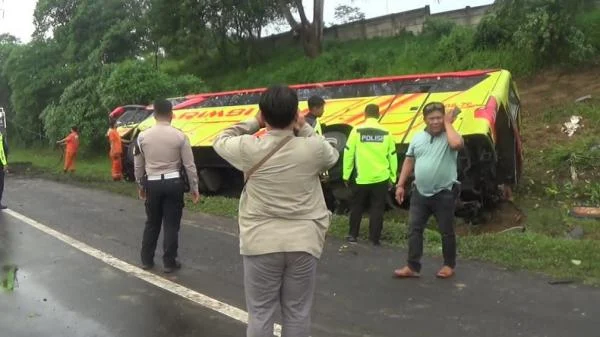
[107,128,123,180]
[64,131,79,172]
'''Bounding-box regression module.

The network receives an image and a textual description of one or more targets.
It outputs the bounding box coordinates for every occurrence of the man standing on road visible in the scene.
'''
[57,126,79,173]
[134,99,200,273]
[343,104,397,246]
[0,131,8,210]
[394,102,463,279]
[213,85,339,337]
[107,118,123,181]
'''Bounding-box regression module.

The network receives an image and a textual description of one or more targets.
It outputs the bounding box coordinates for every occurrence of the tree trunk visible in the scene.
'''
[278,0,324,58]
[298,24,320,58]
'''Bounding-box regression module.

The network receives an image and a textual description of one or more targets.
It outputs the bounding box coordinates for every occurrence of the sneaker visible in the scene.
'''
[346,236,357,244]
[0,204,7,210]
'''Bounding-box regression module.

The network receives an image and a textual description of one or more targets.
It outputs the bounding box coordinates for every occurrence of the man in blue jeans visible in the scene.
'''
[393,102,463,279]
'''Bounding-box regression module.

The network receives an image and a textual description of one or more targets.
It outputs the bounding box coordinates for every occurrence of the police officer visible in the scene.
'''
[134,99,200,273]
[342,104,398,245]
[305,95,338,212]
[0,131,8,210]
[305,95,325,135]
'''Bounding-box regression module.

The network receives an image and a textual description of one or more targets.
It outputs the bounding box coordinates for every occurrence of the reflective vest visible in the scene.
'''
[306,114,322,136]
[314,118,322,136]
[0,133,6,166]
[343,118,398,185]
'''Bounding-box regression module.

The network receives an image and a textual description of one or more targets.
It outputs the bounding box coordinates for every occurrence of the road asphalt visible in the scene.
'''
[1,176,598,337]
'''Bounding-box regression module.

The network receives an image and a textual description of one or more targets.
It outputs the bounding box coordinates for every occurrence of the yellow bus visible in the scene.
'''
[121,69,523,220]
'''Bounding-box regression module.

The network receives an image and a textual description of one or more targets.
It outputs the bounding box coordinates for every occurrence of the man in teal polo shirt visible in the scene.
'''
[394,102,463,279]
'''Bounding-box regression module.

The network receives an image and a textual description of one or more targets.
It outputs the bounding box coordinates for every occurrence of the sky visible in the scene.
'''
[0,0,494,43]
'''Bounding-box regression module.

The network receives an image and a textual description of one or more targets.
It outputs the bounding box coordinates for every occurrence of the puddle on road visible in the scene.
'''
[1,264,18,292]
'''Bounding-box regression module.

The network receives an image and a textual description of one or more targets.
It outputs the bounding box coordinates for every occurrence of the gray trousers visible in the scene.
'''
[243,252,318,337]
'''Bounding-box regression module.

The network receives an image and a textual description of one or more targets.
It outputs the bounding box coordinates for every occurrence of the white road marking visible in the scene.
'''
[5,208,282,337]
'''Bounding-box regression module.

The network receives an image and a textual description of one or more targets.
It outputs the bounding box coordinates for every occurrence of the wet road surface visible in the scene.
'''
[1,176,599,337]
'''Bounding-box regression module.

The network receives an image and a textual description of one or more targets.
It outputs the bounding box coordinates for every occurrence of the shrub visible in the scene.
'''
[474,0,596,65]
[436,26,475,67]
[98,60,175,111]
[42,76,108,151]
[575,9,600,51]
[422,18,457,39]
[172,74,210,95]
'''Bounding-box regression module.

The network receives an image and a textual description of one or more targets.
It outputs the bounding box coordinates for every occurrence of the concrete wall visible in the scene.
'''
[430,5,491,27]
[261,3,495,48]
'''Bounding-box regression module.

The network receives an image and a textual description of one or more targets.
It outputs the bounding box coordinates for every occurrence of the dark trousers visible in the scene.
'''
[0,166,4,204]
[141,177,185,267]
[348,181,388,243]
[407,185,458,272]
[322,182,336,213]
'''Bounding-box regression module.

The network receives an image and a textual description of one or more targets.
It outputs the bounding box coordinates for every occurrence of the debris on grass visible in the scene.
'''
[567,226,585,240]
[569,207,600,219]
[574,95,592,103]
[561,116,583,137]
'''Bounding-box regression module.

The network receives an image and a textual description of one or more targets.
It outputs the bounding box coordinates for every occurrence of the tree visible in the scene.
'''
[333,4,365,25]
[3,41,71,144]
[277,0,325,58]
[474,0,595,64]
[34,0,148,69]
[0,35,20,139]
[42,76,107,150]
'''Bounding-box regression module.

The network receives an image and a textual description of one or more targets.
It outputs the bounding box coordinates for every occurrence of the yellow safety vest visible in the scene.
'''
[0,133,6,166]
[343,118,398,185]
[314,118,322,136]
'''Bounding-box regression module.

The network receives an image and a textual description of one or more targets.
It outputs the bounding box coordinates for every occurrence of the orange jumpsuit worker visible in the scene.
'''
[57,126,80,173]
[107,119,123,180]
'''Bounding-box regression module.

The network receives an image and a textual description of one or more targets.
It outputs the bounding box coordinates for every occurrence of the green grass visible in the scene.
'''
[520,99,600,206]
[205,32,538,91]
[9,146,600,285]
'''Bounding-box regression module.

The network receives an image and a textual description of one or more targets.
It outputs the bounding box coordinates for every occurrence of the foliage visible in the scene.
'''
[3,40,73,145]
[0,35,19,137]
[575,9,600,51]
[421,18,457,39]
[172,74,210,96]
[98,60,174,110]
[34,0,148,65]
[98,60,208,111]
[42,76,107,151]
[474,0,596,65]
[332,4,365,25]
[436,26,475,66]
[206,30,536,91]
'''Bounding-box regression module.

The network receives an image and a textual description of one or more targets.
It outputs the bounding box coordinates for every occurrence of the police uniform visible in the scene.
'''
[343,116,398,244]
[0,132,8,209]
[305,114,322,135]
[134,121,199,271]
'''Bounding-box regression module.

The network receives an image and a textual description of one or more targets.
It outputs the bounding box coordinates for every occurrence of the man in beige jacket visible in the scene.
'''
[213,85,339,337]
